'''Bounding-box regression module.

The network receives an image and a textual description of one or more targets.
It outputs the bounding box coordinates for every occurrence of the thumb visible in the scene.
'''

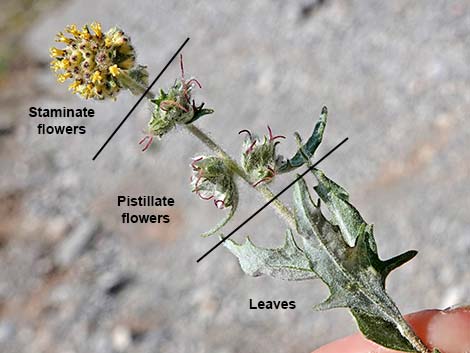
[311,307,470,353]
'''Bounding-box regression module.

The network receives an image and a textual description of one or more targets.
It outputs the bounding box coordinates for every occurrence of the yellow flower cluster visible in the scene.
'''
[50,22,136,100]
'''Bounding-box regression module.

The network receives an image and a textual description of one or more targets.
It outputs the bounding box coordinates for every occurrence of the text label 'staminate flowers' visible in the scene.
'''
[50,22,148,100]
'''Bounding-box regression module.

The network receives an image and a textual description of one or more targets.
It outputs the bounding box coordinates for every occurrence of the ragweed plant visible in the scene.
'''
[51,23,441,353]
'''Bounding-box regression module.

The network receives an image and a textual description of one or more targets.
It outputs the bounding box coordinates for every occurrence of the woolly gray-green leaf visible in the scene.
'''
[351,309,416,351]
[293,177,420,352]
[224,230,316,281]
[277,106,327,173]
[312,169,365,247]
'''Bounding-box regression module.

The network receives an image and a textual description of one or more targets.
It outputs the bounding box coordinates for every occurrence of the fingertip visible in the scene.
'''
[311,333,374,353]
[311,308,470,353]
[426,307,470,353]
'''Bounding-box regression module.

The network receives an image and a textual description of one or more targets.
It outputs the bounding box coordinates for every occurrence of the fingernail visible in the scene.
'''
[427,308,470,353]
[443,302,470,312]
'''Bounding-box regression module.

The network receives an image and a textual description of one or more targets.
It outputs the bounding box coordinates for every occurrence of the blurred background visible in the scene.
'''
[0,1,469,352]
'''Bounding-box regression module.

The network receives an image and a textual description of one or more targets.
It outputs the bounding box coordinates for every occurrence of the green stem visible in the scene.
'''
[122,73,430,353]
[118,71,155,100]
[120,73,296,230]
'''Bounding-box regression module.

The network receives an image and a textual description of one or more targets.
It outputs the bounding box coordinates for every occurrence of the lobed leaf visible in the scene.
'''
[293,176,419,352]
[224,230,316,281]
[186,106,214,124]
[312,168,364,247]
[277,106,327,174]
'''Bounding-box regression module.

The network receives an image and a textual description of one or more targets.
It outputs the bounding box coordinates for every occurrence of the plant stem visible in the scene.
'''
[122,73,430,353]
[121,73,432,353]
[120,73,296,230]
[184,124,297,230]
[185,118,431,353]
[118,71,155,100]
[396,316,431,353]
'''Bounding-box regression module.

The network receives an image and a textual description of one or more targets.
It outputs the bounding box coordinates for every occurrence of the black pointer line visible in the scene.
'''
[92,37,191,161]
[196,136,349,263]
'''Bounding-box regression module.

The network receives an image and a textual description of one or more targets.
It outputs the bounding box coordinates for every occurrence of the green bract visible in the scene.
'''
[276,106,327,173]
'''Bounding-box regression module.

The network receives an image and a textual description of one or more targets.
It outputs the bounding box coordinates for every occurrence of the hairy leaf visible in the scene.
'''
[277,106,327,173]
[293,176,419,352]
[224,230,316,281]
[312,168,363,247]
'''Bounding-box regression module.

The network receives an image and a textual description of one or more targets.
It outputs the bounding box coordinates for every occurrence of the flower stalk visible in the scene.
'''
[117,70,155,99]
[112,61,297,229]
[102,57,296,228]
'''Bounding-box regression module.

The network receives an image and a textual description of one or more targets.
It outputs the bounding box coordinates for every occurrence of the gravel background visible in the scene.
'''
[1,1,469,353]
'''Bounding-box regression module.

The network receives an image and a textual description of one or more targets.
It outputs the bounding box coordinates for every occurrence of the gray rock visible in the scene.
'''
[53,220,100,267]
[112,325,132,352]
[0,321,15,344]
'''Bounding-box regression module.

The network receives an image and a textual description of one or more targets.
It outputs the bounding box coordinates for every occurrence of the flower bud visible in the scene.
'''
[146,56,214,139]
[239,127,285,186]
[190,155,239,237]
[190,155,236,209]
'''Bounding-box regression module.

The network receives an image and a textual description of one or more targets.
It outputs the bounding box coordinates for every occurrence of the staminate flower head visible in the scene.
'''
[239,126,285,186]
[142,55,213,147]
[50,22,147,100]
[190,155,237,209]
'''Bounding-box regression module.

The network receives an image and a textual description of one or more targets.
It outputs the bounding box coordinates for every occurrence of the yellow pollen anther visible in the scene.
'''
[50,47,65,58]
[57,72,72,83]
[104,36,113,48]
[109,65,120,77]
[83,83,94,98]
[68,80,80,92]
[65,24,80,37]
[91,71,102,83]
[59,59,70,70]
[80,26,91,40]
[90,22,102,37]
[50,60,61,72]
[55,32,72,44]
